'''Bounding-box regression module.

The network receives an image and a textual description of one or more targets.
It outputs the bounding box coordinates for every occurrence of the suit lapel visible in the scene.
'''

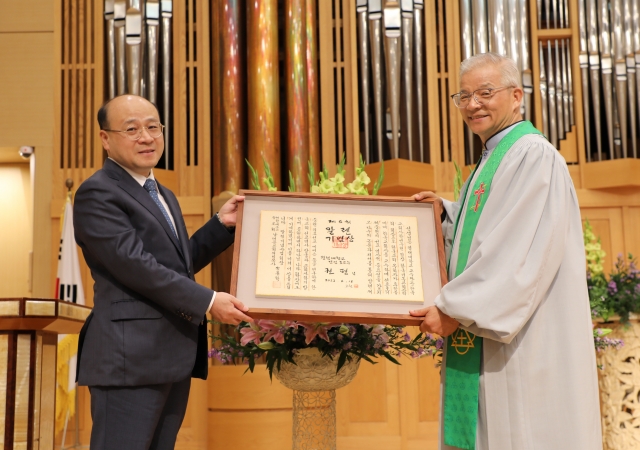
[107,160,186,262]
[158,182,193,273]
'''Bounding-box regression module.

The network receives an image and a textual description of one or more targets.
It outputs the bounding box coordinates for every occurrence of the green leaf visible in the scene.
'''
[288,170,296,192]
[322,163,329,180]
[381,351,400,365]
[307,159,316,188]
[245,158,261,190]
[372,161,384,195]
[337,153,346,174]
[336,350,348,373]
[361,354,376,364]
[453,160,463,202]
[261,157,278,191]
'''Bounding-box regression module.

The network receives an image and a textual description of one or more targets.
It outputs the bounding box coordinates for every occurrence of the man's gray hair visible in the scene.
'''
[459,53,522,89]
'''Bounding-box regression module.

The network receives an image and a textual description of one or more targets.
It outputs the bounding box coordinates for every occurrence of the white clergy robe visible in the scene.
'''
[437,123,602,450]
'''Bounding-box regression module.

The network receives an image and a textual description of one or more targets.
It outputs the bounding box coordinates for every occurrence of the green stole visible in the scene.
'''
[443,121,542,449]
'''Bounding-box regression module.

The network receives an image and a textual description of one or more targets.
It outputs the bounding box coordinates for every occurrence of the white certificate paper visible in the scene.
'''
[255,210,424,303]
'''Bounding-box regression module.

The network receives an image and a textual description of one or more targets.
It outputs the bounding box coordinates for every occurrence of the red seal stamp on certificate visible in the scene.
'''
[332,236,349,249]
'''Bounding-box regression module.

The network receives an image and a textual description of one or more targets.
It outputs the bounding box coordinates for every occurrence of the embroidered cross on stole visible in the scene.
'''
[443,121,543,450]
[472,183,485,212]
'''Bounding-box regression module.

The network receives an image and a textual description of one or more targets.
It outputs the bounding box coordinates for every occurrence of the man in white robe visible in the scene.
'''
[411,53,602,450]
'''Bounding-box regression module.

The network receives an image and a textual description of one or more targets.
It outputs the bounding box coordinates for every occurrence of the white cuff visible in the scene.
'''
[208,291,217,313]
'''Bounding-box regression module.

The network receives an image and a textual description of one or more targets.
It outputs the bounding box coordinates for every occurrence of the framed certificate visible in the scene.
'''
[231,190,447,325]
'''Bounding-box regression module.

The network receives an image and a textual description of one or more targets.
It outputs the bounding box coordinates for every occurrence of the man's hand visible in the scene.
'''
[409,305,459,336]
[210,292,253,325]
[412,191,443,211]
[218,195,245,229]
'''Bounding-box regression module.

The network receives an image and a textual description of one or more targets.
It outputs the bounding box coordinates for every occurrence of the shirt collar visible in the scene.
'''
[484,120,524,153]
[108,157,156,188]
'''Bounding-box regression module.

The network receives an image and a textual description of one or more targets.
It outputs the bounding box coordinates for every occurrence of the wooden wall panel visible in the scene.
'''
[209,410,293,449]
[0,33,55,148]
[416,359,440,422]
[580,208,626,276]
[0,164,32,297]
[318,0,360,178]
[0,0,54,32]
[345,363,388,423]
[399,358,440,449]
[623,207,640,260]
[338,362,400,435]
[208,366,293,449]
[175,379,208,450]
[423,0,464,194]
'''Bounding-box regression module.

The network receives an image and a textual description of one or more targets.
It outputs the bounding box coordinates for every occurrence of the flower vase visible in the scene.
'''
[596,316,640,449]
[274,347,361,450]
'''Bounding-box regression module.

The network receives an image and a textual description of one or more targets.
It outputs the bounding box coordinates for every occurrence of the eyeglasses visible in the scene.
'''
[450,86,514,108]
[103,123,165,140]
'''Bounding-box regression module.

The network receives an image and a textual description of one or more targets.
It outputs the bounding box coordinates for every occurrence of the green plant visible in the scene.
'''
[453,161,463,202]
[245,157,278,192]
[309,154,383,195]
[585,220,640,323]
[210,321,443,377]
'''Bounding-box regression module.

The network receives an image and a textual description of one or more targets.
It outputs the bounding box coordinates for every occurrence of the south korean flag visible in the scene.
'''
[55,198,85,305]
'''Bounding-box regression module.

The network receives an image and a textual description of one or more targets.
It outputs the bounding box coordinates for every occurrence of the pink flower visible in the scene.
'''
[258,320,295,344]
[240,322,264,346]
[299,322,341,345]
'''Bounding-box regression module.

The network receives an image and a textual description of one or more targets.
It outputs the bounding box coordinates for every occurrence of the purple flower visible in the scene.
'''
[208,348,232,364]
[608,280,618,295]
[403,333,411,342]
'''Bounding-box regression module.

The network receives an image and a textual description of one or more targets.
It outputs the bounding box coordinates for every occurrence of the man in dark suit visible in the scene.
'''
[73,94,252,450]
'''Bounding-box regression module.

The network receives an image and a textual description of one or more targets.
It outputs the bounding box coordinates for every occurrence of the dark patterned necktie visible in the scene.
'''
[143,179,178,240]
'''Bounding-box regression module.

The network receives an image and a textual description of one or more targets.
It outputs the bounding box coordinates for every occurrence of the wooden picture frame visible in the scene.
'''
[231,190,448,325]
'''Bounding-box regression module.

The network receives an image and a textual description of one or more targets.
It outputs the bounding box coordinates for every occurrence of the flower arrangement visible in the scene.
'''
[584,220,632,356]
[210,320,443,377]
[585,220,640,324]
[309,155,383,195]
[246,154,384,195]
[210,156,442,376]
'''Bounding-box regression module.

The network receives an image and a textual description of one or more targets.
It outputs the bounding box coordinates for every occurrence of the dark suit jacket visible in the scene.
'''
[73,158,234,386]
